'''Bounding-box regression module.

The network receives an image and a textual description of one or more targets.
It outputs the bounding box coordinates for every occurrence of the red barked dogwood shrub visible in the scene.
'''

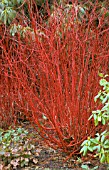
[0,0,109,158]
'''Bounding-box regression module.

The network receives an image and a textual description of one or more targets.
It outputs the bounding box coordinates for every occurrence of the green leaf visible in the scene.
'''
[102,117,106,125]
[14,136,20,141]
[91,138,99,144]
[98,73,104,77]
[94,145,101,152]
[83,146,88,156]
[81,140,88,146]
[7,18,11,24]
[3,12,7,24]
[101,103,109,111]
[101,135,105,143]
[102,96,108,104]
[4,133,10,138]
[80,145,88,156]
[100,95,104,101]
[80,147,85,153]
[98,115,101,122]
[93,166,99,170]
[21,160,25,167]
[106,154,109,163]
[87,146,93,152]
[0,136,2,142]
[94,92,101,102]
[104,139,109,146]
[8,9,16,20]
[103,145,109,149]
[81,164,89,170]
[17,128,23,134]
[100,154,106,163]
[94,118,98,126]
[100,79,107,86]
[87,140,91,146]
[4,0,8,4]
[101,130,107,136]
[88,114,93,120]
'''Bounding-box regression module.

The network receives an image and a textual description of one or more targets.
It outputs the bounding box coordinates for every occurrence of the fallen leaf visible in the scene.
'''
[33,158,38,164]
[24,151,31,155]
[34,166,39,169]
[10,159,19,168]
[21,157,24,161]
[35,152,39,156]
[5,164,11,170]
[35,148,42,153]
[4,152,10,157]
[25,158,29,162]
[0,164,4,170]
[11,148,18,154]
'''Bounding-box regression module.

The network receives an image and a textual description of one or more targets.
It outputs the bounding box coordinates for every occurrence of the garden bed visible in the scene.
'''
[0,122,109,170]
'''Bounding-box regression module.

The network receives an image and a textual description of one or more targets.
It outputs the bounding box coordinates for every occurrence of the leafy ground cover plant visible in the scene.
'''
[0,0,109,160]
[80,74,109,163]
[0,127,39,169]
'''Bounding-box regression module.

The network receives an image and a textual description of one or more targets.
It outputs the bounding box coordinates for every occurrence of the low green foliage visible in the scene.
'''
[81,164,98,170]
[0,127,39,169]
[80,74,109,163]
